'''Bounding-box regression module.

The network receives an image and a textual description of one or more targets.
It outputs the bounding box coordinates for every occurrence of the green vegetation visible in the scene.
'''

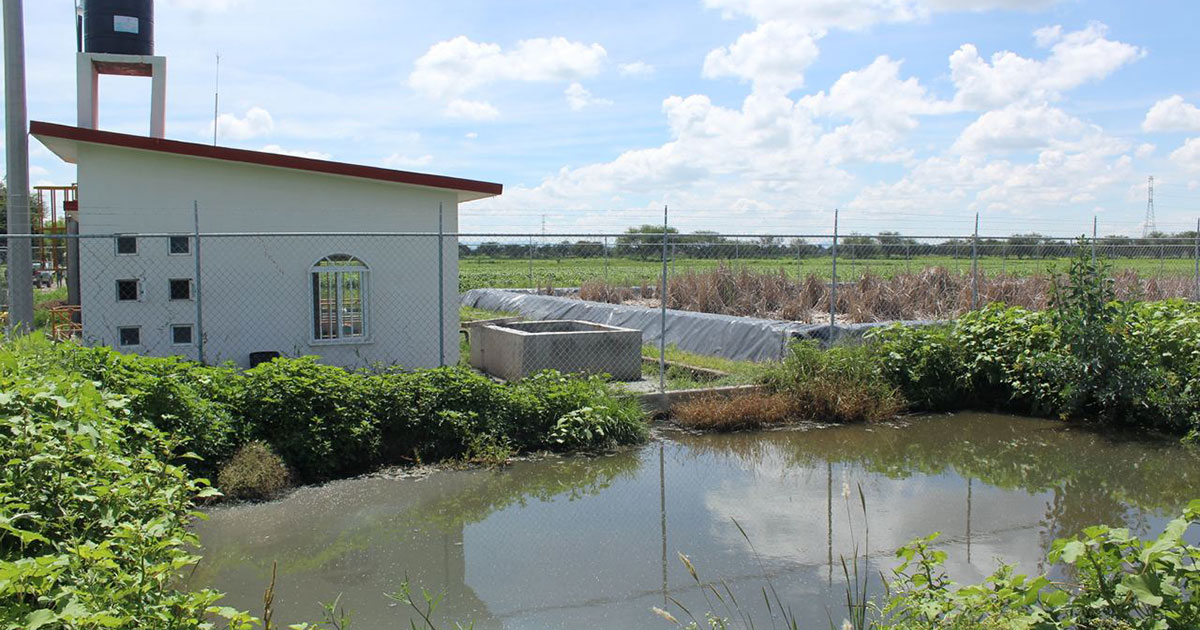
[459,304,515,322]
[639,344,768,390]
[673,244,1200,436]
[460,253,1199,292]
[870,252,1200,435]
[0,339,259,629]
[673,341,905,430]
[10,336,649,484]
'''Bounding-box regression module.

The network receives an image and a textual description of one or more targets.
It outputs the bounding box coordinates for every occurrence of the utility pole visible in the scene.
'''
[4,0,34,332]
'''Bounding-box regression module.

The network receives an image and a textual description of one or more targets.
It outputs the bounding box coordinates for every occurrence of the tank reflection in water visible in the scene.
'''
[189,413,1200,629]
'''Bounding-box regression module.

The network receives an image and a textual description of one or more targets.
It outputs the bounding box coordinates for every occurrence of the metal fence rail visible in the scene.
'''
[5,216,1200,393]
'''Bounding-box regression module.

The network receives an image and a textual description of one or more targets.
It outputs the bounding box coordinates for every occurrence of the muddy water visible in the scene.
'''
[190,414,1200,629]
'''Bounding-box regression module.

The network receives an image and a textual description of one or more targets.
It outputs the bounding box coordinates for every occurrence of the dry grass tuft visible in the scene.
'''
[672,392,796,432]
[217,441,291,501]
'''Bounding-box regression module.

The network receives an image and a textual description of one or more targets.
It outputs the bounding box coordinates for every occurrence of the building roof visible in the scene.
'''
[31,121,503,202]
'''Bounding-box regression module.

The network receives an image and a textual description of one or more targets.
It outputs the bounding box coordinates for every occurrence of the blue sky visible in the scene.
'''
[5,0,1200,236]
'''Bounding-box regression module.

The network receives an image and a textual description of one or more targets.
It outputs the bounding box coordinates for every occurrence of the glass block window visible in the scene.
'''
[311,254,368,341]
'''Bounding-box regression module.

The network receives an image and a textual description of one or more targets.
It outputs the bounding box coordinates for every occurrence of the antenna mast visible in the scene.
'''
[1143,175,1156,238]
[212,53,220,145]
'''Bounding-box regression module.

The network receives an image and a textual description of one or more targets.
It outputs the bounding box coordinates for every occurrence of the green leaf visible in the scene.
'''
[1122,574,1163,607]
[25,609,58,629]
[1058,540,1086,564]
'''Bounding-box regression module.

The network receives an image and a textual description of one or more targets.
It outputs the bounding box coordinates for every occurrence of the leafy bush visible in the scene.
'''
[856,243,1200,435]
[2,337,650,488]
[236,357,382,482]
[218,441,291,501]
[549,404,649,451]
[0,347,257,629]
[871,324,968,411]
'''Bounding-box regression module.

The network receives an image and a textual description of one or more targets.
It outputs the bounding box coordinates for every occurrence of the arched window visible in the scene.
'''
[311,254,368,341]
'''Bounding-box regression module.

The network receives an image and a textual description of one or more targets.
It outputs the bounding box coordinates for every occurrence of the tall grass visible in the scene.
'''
[581,263,1197,323]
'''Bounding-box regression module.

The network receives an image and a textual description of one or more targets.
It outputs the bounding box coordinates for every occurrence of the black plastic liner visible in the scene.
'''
[461,289,939,363]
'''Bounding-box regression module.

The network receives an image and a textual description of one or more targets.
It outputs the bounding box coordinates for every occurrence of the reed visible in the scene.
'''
[577,263,1197,323]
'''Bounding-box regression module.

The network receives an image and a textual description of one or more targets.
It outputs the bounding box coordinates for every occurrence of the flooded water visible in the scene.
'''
[190,413,1200,629]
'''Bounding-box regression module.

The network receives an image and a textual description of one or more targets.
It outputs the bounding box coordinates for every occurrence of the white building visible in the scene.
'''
[32,121,501,368]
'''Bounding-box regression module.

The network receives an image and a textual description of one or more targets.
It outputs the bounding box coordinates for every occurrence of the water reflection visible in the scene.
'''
[192,414,1200,629]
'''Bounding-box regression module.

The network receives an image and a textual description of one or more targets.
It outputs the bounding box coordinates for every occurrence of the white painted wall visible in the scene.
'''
[76,143,462,369]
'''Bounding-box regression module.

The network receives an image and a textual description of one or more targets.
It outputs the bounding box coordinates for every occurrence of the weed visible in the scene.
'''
[217,441,291,501]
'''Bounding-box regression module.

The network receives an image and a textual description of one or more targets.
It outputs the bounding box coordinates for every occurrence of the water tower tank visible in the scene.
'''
[84,0,154,56]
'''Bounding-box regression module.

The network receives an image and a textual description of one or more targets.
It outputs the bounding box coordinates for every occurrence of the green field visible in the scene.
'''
[460,255,1199,291]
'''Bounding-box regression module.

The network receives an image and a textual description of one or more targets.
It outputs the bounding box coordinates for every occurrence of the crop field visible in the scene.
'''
[459,255,1199,292]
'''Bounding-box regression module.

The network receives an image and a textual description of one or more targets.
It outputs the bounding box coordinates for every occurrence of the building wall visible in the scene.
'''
[75,143,461,369]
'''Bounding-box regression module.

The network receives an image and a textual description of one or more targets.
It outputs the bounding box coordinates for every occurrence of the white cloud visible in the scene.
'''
[950,23,1144,110]
[705,0,1063,31]
[618,61,655,77]
[382,153,434,169]
[565,83,612,111]
[1142,96,1200,133]
[444,99,500,121]
[703,21,820,93]
[929,0,1062,11]
[801,56,952,134]
[851,135,1135,215]
[260,144,331,160]
[703,0,925,31]
[465,132,479,140]
[409,35,606,117]
[952,103,1091,154]
[211,106,274,141]
[1136,143,1156,158]
[1170,138,1200,172]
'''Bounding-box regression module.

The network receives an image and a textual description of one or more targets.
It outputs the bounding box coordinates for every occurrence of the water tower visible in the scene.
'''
[76,0,165,138]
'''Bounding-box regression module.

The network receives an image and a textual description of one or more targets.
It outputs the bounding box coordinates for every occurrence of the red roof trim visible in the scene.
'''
[29,121,503,197]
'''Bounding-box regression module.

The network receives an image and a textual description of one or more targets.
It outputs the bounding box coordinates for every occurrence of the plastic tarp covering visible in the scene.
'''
[461,289,938,363]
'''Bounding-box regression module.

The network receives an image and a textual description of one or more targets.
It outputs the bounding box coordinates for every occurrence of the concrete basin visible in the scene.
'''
[469,320,642,381]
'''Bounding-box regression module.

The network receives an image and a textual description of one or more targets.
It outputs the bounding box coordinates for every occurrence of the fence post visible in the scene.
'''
[603,235,609,283]
[659,205,669,394]
[438,202,445,367]
[1194,218,1199,301]
[971,213,979,310]
[192,201,206,365]
[528,235,534,290]
[830,209,838,344]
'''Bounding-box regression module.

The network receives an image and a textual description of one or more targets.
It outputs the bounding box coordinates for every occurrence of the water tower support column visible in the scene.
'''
[76,52,166,138]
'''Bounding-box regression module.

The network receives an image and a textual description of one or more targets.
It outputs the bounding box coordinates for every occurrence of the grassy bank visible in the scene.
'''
[674,246,1200,438]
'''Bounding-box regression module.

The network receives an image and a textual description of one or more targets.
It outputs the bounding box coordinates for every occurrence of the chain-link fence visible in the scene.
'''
[5,223,1200,393]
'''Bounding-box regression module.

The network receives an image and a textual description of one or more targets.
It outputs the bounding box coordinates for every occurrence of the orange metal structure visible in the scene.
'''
[49,304,82,341]
[32,185,78,283]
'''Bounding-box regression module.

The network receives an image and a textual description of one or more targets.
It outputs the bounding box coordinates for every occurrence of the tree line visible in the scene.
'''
[461,224,1200,260]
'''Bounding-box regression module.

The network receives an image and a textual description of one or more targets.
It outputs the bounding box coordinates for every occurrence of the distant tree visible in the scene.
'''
[616,224,679,260]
